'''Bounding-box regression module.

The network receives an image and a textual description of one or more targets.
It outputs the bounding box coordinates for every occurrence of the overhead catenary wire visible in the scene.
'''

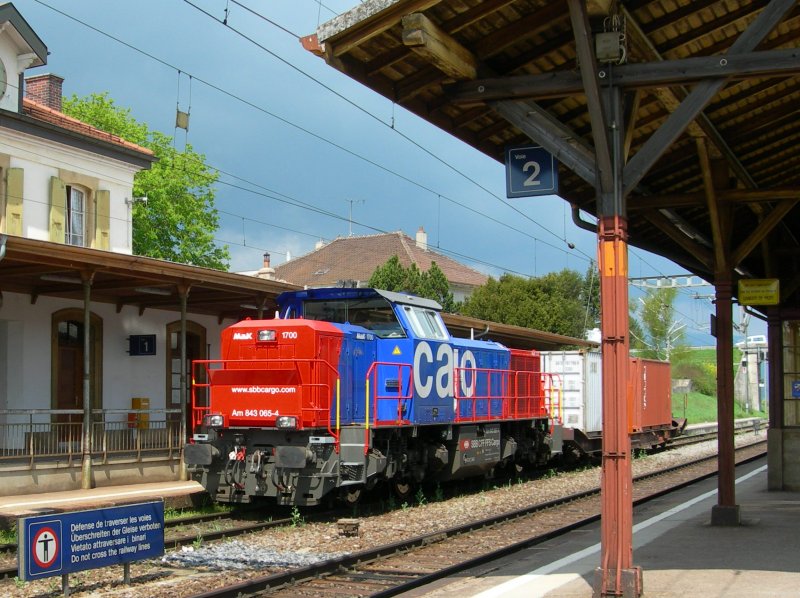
[31,0,587,269]
[24,0,707,310]
[180,0,593,262]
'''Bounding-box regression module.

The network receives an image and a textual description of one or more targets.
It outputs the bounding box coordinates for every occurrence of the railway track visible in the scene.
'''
[189,441,766,598]
[0,508,321,580]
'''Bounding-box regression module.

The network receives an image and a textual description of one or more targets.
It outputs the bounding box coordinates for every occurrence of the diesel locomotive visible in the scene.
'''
[184,287,563,506]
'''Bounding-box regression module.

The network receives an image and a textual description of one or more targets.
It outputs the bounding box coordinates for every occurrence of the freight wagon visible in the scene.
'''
[540,350,686,456]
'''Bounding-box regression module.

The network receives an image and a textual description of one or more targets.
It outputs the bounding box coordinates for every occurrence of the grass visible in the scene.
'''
[0,526,16,544]
[671,347,767,424]
[672,390,766,424]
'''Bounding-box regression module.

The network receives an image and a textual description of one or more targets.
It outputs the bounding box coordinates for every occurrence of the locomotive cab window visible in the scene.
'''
[302,296,406,339]
[403,305,448,340]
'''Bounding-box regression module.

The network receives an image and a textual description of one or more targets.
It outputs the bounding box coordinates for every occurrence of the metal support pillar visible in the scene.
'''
[592,82,640,598]
[594,216,640,597]
[178,286,189,481]
[711,279,740,525]
[80,274,94,490]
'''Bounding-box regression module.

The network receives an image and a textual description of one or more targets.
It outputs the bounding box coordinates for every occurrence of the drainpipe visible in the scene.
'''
[178,285,190,481]
[572,204,598,233]
[80,272,95,490]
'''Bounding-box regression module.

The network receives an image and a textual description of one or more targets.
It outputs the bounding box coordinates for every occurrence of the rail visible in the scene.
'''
[0,408,182,469]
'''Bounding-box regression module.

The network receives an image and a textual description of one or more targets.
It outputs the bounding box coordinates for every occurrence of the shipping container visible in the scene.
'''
[629,358,673,431]
[540,350,603,434]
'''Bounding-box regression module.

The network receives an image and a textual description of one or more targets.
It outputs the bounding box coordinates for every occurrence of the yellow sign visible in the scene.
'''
[738,278,779,306]
[392,346,402,356]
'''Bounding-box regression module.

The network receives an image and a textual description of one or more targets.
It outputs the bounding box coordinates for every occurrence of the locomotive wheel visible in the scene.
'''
[392,479,414,501]
[338,486,363,505]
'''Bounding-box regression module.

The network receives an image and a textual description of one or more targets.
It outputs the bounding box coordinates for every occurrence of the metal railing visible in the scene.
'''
[0,408,182,468]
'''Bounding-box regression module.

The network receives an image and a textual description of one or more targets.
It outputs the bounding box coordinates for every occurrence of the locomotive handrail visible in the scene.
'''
[190,358,342,447]
[509,370,550,419]
[453,365,509,422]
[542,373,564,428]
[452,367,559,424]
[364,361,413,454]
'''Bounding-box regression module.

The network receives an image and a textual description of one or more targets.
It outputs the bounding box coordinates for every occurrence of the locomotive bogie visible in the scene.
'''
[186,418,555,506]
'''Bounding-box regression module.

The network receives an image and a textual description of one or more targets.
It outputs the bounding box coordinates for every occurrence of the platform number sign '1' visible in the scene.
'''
[504,145,558,198]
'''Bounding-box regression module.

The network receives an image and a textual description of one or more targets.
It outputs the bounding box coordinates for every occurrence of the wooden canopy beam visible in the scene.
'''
[316,0,442,57]
[446,48,800,103]
[623,0,796,197]
[402,12,478,80]
[698,138,730,273]
[642,209,714,272]
[568,0,612,195]
[630,188,800,210]
[732,199,799,268]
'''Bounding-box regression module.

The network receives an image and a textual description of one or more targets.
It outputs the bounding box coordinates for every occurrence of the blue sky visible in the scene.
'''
[15,0,760,346]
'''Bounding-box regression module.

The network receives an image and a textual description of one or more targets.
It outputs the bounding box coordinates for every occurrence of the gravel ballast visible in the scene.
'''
[3,433,765,597]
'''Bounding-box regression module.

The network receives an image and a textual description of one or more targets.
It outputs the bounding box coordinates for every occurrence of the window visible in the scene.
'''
[49,176,109,249]
[403,305,448,340]
[65,185,86,246]
[302,296,406,338]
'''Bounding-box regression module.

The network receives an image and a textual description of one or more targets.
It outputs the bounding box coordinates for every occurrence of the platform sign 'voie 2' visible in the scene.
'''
[505,145,559,198]
[18,501,164,581]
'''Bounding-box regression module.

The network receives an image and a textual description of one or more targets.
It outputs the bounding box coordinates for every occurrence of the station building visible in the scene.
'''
[0,3,296,495]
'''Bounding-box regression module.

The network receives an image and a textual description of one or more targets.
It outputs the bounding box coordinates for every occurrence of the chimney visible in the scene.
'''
[256,252,274,280]
[25,73,64,112]
[416,226,428,251]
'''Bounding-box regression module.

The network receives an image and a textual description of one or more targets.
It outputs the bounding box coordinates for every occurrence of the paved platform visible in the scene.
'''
[0,481,203,520]
[401,455,797,597]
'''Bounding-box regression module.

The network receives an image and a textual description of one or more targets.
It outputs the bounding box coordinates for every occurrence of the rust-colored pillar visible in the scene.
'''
[766,308,783,490]
[594,215,641,596]
[711,279,739,524]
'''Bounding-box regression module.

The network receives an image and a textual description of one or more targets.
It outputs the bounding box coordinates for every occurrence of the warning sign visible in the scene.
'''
[18,501,164,581]
[28,523,61,575]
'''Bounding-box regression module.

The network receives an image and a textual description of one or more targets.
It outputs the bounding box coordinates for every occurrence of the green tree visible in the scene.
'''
[582,262,601,330]
[62,92,230,270]
[630,287,685,360]
[460,270,593,338]
[368,256,456,312]
[418,262,456,312]
[628,299,647,351]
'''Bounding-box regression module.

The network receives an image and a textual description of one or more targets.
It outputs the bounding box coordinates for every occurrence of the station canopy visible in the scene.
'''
[302,0,800,310]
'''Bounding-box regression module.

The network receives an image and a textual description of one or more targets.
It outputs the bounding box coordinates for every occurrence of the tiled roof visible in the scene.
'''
[273,231,488,288]
[22,98,154,157]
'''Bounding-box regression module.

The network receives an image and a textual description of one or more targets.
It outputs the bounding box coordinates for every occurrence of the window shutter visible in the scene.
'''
[49,176,66,243]
[94,190,110,250]
[5,167,23,236]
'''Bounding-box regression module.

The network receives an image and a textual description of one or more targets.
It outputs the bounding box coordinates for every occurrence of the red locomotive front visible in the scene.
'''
[191,318,343,431]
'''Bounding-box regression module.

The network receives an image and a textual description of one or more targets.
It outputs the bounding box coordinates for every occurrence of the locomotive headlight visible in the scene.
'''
[276,416,298,429]
[257,329,276,342]
[204,414,224,427]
